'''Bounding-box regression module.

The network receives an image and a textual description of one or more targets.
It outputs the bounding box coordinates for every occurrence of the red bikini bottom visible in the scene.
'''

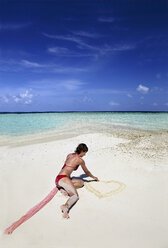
[55,175,68,188]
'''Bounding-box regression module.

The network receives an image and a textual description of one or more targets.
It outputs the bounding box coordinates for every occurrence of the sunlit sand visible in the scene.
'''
[0,128,168,248]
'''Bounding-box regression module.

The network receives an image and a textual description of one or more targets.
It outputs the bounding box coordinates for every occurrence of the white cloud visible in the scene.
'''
[28,79,129,99]
[21,60,45,68]
[151,86,163,93]
[43,33,84,46]
[98,44,135,56]
[27,78,87,98]
[153,102,158,106]
[111,44,135,51]
[109,101,120,106]
[43,32,135,57]
[25,99,32,104]
[1,89,34,104]
[48,47,69,54]
[88,88,126,95]
[18,59,88,73]
[76,96,93,103]
[48,46,92,57]
[0,22,31,30]
[82,96,92,103]
[2,96,9,103]
[0,58,89,74]
[13,96,21,103]
[156,73,161,79]
[52,67,87,73]
[127,94,132,98]
[165,102,168,106]
[72,31,100,38]
[136,84,149,94]
[58,80,85,90]
[98,17,115,23]
[19,90,33,99]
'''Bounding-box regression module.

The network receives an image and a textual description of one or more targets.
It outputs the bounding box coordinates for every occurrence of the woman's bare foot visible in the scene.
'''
[60,188,69,197]
[60,205,70,219]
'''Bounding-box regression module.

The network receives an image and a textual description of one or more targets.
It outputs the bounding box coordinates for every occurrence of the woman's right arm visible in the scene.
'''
[81,160,99,181]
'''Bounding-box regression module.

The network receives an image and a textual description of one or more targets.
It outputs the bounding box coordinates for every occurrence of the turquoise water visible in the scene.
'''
[0,112,168,136]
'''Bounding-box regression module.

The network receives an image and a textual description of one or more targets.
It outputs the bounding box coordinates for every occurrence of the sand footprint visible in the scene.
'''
[84,180,126,198]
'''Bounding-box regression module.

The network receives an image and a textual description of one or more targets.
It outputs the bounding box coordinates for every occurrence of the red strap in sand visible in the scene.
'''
[4,187,59,234]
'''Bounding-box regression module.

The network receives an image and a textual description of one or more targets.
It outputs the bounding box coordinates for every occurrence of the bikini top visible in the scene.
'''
[61,153,80,171]
[62,164,79,171]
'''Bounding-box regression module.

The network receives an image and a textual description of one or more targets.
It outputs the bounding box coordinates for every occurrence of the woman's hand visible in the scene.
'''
[93,176,99,181]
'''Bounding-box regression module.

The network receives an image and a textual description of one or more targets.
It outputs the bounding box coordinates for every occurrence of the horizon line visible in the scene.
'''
[0,111,168,114]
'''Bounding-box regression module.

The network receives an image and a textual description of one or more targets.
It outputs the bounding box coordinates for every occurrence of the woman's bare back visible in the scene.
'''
[65,153,82,167]
[58,153,82,176]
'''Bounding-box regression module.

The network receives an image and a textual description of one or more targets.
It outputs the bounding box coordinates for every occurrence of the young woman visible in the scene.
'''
[55,143,99,219]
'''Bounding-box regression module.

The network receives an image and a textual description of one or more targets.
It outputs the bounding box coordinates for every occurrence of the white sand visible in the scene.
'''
[0,129,168,248]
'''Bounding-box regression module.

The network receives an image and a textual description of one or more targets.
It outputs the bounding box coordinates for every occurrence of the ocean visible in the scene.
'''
[0,112,168,137]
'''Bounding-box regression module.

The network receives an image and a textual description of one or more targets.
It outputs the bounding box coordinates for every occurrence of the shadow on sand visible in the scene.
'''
[71,173,97,183]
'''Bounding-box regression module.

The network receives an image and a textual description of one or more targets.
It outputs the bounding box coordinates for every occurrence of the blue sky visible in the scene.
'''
[0,0,168,112]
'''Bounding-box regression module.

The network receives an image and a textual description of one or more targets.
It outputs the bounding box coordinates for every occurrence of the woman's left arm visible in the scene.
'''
[81,160,99,181]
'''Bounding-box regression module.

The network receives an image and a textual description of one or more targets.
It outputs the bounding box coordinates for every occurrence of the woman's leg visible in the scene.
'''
[71,178,84,189]
[58,177,79,219]
[59,179,84,196]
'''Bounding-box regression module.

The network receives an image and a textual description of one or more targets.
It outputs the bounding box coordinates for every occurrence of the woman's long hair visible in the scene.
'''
[75,143,88,154]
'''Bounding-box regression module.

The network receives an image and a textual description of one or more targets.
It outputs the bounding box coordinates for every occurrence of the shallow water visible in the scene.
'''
[0,112,168,137]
